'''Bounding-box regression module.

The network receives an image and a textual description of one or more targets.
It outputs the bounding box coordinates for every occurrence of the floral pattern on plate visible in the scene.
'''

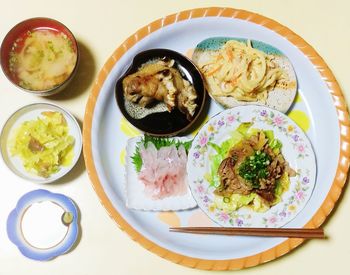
[191,113,242,167]
[187,105,316,228]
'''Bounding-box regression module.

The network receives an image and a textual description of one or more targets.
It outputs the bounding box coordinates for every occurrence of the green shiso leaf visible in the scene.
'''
[131,144,143,173]
[131,135,192,172]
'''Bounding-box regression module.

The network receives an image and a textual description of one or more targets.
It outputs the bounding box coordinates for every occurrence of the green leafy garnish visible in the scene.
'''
[131,135,192,172]
[131,147,143,173]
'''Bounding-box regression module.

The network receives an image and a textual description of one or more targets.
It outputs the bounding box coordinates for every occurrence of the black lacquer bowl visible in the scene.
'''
[115,49,206,136]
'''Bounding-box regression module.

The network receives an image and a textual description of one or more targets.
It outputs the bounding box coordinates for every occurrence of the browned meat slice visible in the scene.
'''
[256,187,275,202]
[215,136,257,197]
[215,157,252,196]
[215,132,296,205]
[255,145,287,202]
[28,137,44,152]
[228,141,255,164]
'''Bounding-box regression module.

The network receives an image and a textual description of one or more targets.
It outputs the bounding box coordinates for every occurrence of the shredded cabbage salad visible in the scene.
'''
[204,122,290,212]
[9,111,75,178]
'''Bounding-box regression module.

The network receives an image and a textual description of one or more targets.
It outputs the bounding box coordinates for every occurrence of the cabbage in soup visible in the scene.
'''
[9,29,77,91]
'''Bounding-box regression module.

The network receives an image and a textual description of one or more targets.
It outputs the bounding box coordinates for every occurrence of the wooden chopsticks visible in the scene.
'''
[169,227,325,239]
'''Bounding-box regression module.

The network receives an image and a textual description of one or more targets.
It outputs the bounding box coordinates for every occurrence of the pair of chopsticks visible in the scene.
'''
[170,227,325,239]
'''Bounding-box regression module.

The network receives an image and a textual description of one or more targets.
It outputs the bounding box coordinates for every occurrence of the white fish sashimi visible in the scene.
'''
[124,136,197,211]
[138,144,188,200]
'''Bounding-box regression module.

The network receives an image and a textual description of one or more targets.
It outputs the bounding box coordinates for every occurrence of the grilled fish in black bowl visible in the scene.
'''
[115,49,206,136]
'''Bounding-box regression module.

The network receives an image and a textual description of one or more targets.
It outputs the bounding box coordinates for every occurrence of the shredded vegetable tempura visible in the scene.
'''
[198,40,283,102]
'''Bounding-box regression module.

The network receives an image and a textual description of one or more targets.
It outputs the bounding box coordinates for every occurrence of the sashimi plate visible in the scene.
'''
[83,7,350,270]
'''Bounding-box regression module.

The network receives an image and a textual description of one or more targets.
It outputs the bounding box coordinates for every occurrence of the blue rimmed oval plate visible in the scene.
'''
[192,37,297,113]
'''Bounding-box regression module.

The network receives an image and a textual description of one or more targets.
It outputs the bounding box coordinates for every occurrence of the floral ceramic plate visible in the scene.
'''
[187,105,316,228]
[83,7,350,270]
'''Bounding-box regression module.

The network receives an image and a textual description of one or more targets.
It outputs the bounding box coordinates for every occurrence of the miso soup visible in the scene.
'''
[9,29,77,91]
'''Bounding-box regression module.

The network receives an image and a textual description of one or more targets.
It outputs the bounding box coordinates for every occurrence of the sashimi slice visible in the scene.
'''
[124,136,197,211]
[138,144,188,200]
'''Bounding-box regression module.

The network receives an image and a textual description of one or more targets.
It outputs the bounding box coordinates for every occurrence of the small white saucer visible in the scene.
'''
[7,189,79,261]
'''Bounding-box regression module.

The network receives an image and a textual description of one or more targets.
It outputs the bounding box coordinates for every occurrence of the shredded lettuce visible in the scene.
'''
[213,192,274,213]
[237,122,253,135]
[214,193,256,212]
[265,129,282,154]
[251,194,270,212]
[273,171,290,205]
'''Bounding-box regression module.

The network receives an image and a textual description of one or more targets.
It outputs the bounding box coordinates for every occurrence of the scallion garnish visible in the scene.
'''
[238,150,271,188]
